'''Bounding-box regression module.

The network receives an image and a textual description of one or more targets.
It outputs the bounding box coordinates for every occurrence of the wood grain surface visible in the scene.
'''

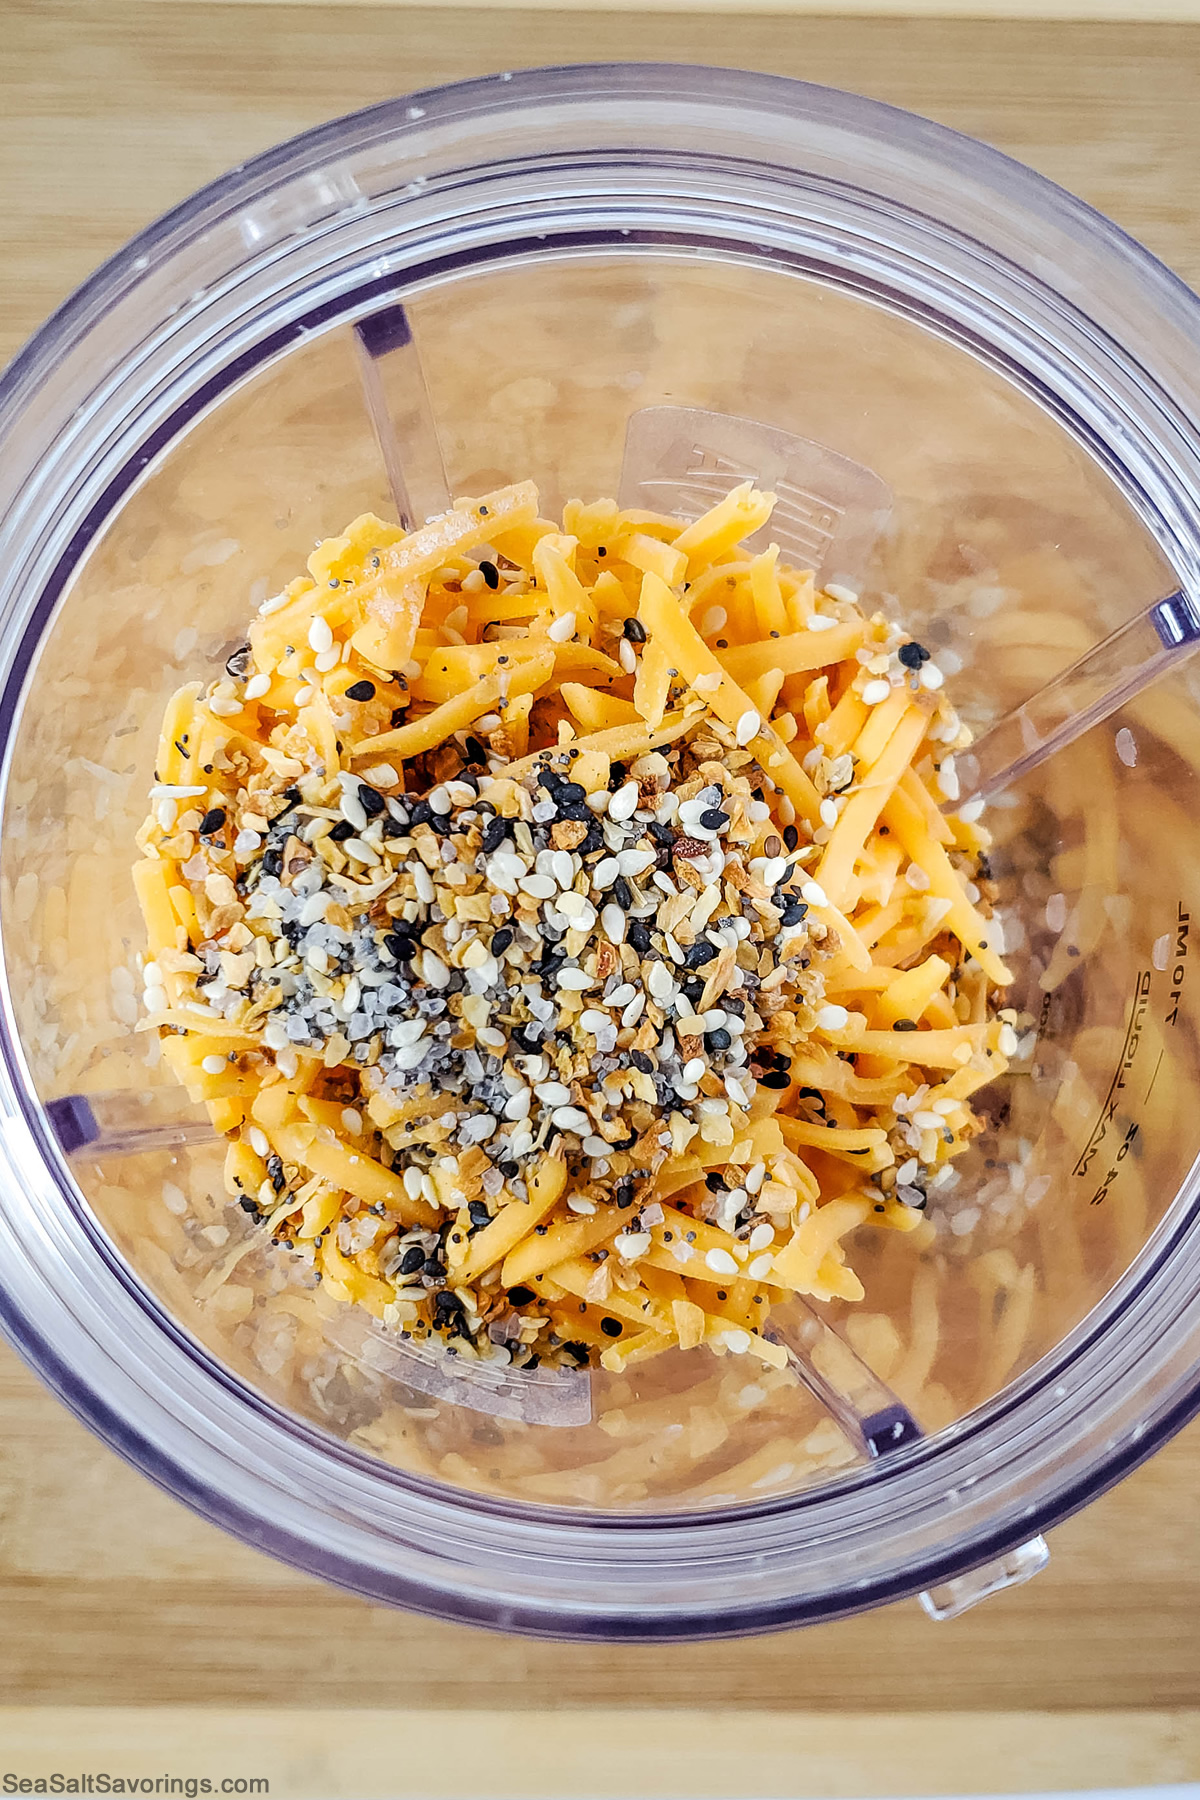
[5,3,1200,1784]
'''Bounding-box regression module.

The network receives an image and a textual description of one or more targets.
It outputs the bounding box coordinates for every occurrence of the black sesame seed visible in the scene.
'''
[627,920,651,954]
[760,1070,791,1090]
[479,560,500,590]
[358,785,385,818]
[781,901,809,926]
[685,940,717,968]
[384,932,415,962]
[491,926,514,954]
[266,1154,286,1195]
[409,800,433,827]
[345,679,376,702]
[464,735,487,766]
[613,876,633,911]
[468,1200,492,1224]
[198,807,226,836]
[699,809,730,831]
[615,1181,635,1208]
[557,781,586,804]
[783,824,799,851]
[705,1028,732,1052]
[482,815,510,853]
[600,1317,624,1338]
[892,1018,920,1031]
[622,617,647,643]
[499,1160,520,1179]
[631,1050,654,1074]
[705,1172,728,1192]
[328,818,356,841]
[381,816,408,838]
[682,977,704,1006]
[508,1285,536,1306]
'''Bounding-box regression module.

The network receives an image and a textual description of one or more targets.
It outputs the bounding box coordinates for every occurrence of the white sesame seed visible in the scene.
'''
[421,950,450,988]
[621,992,645,1027]
[801,880,828,908]
[616,847,656,878]
[547,611,576,643]
[747,800,771,823]
[607,982,636,1007]
[248,1127,270,1158]
[819,798,839,828]
[647,961,675,1002]
[896,1157,920,1184]
[600,903,627,944]
[550,849,576,889]
[258,590,288,616]
[208,693,243,716]
[155,797,177,831]
[706,1247,739,1276]
[609,782,640,821]
[503,1089,531,1121]
[680,1056,704,1083]
[233,829,261,857]
[815,1004,849,1031]
[746,1255,774,1280]
[760,856,787,886]
[340,789,368,832]
[341,1108,363,1135]
[308,614,334,653]
[905,863,931,892]
[390,1018,426,1047]
[699,606,727,636]
[518,872,556,900]
[936,757,960,801]
[805,612,838,632]
[618,639,637,674]
[567,1194,596,1215]
[912,1110,945,1131]
[477,1027,507,1051]
[244,673,271,700]
[861,679,891,706]
[958,798,986,824]
[201,1054,227,1075]
[920,663,944,691]
[552,1105,591,1132]
[581,1135,610,1159]
[579,1008,611,1034]
[748,1222,775,1251]
[428,785,452,815]
[402,1166,425,1199]
[824,583,859,605]
[556,967,592,991]
[735,708,761,747]
[999,1023,1019,1057]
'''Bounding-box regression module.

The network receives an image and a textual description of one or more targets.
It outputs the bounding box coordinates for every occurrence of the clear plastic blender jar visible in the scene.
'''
[2,63,1200,1637]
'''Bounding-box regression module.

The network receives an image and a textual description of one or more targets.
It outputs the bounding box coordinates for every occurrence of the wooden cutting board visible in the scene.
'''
[4,4,1200,1791]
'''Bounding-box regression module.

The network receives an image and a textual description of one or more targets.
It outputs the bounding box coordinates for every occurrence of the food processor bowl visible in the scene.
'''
[2,63,1200,1637]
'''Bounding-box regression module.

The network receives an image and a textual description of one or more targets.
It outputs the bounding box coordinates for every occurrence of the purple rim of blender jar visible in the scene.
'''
[2,64,1200,1637]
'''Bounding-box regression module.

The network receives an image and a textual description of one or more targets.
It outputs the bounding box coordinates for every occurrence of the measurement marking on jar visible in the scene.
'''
[1089,1121,1140,1206]
[1074,968,1151,1180]
[1165,901,1190,1027]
